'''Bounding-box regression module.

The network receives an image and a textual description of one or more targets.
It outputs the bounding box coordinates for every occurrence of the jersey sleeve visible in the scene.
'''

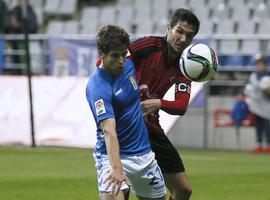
[128,37,161,65]
[128,38,146,61]
[160,75,191,115]
[86,81,115,124]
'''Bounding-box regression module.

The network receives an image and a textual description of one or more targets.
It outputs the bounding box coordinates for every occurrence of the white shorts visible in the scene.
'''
[93,151,166,198]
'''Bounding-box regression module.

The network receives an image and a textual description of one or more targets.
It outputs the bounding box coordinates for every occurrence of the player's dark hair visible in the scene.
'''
[96,25,130,54]
[255,56,267,65]
[169,8,200,35]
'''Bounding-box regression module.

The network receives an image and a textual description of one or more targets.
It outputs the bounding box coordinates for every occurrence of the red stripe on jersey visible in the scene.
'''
[130,38,157,50]
[131,38,163,52]
[131,42,163,54]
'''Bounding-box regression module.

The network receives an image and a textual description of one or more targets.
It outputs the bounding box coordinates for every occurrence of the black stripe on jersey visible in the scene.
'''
[130,45,161,59]
[129,37,164,59]
[131,41,163,54]
[131,37,164,52]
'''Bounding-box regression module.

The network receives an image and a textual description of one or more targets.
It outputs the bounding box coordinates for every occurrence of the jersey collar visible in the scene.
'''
[97,67,116,81]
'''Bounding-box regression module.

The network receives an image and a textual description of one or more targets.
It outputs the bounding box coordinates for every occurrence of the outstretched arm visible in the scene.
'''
[141,80,191,116]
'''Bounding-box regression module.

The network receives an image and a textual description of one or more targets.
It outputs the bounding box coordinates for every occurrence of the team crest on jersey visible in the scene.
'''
[95,99,106,116]
[129,76,138,90]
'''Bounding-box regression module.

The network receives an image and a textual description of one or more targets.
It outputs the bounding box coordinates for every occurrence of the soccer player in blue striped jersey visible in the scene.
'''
[86,25,166,200]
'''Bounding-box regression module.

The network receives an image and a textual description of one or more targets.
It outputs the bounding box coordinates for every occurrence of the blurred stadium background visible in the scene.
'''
[1,0,270,199]
[2,0,270,149]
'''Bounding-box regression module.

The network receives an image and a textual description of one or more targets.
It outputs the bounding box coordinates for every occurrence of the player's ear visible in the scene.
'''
[98,49,105,58]
[166,23,171,32]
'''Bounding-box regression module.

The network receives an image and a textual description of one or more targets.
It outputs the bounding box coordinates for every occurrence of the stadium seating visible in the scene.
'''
[257,20,270,34]
[219,40,239,55]
[231,4,250,21]
[211,3,231,22]
[58,0,78,16]
[191,6,209,21]
[215,20,235,34]
[240,40,261,55]
[236,20,255,34]
[98,6,116,30]
[190,0,207,8]
[63,20,79,34]
[170,0,189,10]
[115,5,134,33]
[80,6,98,34]
[44,0,61,16]
[47,20,65,35]
[4,0,270,71]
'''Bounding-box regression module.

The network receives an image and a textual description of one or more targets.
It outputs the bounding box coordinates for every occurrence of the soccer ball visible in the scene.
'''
[179,43,218,82]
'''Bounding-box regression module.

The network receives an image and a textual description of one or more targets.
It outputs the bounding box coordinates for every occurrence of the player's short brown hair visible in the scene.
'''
[96,25,130,54]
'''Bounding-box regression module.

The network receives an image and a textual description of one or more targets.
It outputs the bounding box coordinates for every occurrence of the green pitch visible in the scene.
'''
[0,146,270,200]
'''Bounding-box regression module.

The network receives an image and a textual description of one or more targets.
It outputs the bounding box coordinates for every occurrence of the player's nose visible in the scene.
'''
[180,34,187,42]
[118,55,125,64]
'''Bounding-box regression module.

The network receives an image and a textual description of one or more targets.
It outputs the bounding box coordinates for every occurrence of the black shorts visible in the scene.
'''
[148,132,185,174]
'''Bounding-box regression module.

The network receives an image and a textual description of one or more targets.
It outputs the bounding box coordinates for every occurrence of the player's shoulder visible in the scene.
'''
[125,58,135,69]
[122,58,136,76]
[176,70,192,84]
[86,70,112,94]
[130,36,164,50]
[132,36,164,45]
[129,36,165,57]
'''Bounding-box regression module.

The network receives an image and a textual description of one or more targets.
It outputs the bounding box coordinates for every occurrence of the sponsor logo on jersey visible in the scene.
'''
[114,88,122,96]
[95,99,106,116]
[129,76,138,90]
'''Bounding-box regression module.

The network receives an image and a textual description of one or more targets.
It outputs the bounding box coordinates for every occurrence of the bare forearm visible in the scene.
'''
[104,129,122,171]
[99,118,127,195]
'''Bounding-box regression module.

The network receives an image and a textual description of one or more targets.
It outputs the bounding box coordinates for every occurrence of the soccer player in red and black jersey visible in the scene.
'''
[128,9,200,200]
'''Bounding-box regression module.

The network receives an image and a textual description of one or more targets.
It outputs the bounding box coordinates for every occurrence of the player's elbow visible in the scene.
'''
[165,107,187,115]
[176,108,187,116]
[176,104,189,115]
[178,109,187,116]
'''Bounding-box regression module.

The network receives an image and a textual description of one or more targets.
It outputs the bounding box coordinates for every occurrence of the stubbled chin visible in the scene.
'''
[172,46,183,54]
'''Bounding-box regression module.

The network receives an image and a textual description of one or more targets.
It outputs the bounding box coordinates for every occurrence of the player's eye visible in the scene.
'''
[186,33,194,39]
[176,29,183,34]
[121,51,128,58]
[111,53,120,58]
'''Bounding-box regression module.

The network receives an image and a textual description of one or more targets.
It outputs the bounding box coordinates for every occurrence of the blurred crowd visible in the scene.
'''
[0,0,38,34]
[0,0,38,74]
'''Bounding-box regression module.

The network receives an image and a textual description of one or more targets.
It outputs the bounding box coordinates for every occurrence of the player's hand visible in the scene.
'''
[141,99,161,115]
[104,168,129,196]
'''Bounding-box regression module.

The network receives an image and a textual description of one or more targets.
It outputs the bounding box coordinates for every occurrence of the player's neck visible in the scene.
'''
[99,60,109,73]
[167,46,180,62]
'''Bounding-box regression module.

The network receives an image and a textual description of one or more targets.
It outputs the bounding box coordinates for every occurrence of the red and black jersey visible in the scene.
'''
[128,36,191,135]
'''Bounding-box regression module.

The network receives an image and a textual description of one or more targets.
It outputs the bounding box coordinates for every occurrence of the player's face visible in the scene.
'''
[256,61,267,72]
[102,45,128,77]
[167,21,196,55]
